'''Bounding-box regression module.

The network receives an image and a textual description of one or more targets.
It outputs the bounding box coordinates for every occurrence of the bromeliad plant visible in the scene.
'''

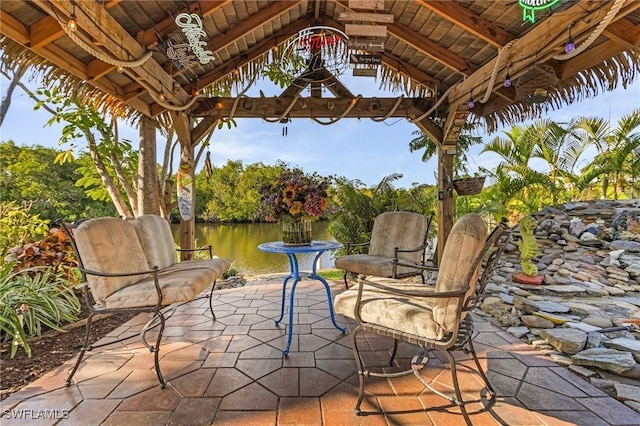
[259,167,330,223]
[0,264,81,358]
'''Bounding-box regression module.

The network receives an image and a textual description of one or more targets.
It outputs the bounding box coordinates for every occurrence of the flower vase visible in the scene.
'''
[282,218,312,246]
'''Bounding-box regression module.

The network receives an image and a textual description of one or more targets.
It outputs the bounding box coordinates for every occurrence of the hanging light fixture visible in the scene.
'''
[468,92,475,109]
[67,1,78,32]
[116,65,124,73]
[564,24,575,54]
[504,65,512,88]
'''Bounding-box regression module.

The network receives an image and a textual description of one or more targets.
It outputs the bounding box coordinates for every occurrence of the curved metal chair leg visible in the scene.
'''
[442,349,472,426]
[467,338,495,397]
[343,271,349,289]
[65,313,95,386]
[350,326,367,415]
[388,339,398,366]
[208,281,217,320]
[152,311,167,388]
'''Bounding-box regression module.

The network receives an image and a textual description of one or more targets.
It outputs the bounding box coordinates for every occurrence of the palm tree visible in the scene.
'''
[576,109,640,199]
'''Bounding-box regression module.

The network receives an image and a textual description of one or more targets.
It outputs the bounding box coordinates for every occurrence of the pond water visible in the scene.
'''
[171,221,336,276]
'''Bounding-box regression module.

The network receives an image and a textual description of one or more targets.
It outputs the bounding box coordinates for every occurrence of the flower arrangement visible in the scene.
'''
[259,167,329,223]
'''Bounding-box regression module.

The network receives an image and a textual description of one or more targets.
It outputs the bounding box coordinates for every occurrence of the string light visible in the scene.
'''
[564,24,575,54]
[116,65,124,73]
[468,92,475,109]
[504,65,512,88]
[67,1,78,32]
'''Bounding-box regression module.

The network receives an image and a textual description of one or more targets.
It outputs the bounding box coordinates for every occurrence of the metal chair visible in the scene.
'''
[60,215,230,388]
[333,214,511,425]
[334,211,434,288]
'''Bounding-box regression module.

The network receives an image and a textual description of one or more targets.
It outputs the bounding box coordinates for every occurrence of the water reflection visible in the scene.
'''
[171,221,337,276]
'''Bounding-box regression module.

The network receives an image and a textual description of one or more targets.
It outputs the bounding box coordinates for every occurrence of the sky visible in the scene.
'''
[1,71,639,188]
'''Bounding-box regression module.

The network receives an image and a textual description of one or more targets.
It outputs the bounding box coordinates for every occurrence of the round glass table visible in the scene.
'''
[257,240,346,355]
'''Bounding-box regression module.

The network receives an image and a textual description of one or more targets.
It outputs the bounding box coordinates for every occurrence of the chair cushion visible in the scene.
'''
[133,214,178,269]
[334,281,442,340]
[74,218,151,305]
[102,265,216,309]
[432,214,486,332]
[334,254,421,278]
[164,258,232,278]
[369,211,429,262]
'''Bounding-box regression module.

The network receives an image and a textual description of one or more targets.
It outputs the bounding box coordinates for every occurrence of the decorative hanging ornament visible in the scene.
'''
[504,65,512,88]
[204,151,212,182]
[519,0,559,24]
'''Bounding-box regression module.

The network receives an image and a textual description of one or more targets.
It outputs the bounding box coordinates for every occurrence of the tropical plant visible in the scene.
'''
[0,201,49,262]
[0,265,81,358]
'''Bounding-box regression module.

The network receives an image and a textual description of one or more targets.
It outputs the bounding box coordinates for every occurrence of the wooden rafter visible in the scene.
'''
[416,0,513,48]
[447,1,608,109]
[190,97,430,120]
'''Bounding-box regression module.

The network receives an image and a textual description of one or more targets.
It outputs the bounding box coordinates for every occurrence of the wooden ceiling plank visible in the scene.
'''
[195,17,314,91]
[416,0,513,48]
[137,0,230,48]
[380,52,442,89]
[0,10,30,45]
[206,1,302,54]
[42,0,189,105]
[87,60,116,81]
[448,1,606,108]
[414,117,442,143]
[386,22,475,75]
[29,16,64,49]
[603,19,640,50]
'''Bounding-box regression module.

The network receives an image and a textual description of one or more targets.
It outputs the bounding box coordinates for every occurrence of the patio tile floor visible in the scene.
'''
[2,277,638,425]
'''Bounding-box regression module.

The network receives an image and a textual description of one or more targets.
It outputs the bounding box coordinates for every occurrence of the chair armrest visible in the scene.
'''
[393,259,438,273]
[393,242,428,255]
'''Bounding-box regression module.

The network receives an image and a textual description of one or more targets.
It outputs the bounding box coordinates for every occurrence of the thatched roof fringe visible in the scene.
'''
[379,63,433,98]
[483,48,639,133]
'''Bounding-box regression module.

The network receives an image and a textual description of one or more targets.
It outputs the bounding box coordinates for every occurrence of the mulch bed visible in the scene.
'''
[0,311,138,400]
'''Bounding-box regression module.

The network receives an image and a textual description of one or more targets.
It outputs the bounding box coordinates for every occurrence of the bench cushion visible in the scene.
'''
[75,218,151,305]
[133,214,178,270]
[334,254,421,278]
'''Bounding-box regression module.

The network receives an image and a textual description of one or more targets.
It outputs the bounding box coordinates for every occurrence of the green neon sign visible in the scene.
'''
[519,0,559,23]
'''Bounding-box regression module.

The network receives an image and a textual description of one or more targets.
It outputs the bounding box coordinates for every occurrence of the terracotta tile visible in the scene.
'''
[169,368,216,398]
[522,367,587,397]
[201,335,233,353]
[532,410,609,426]
[203,352,239,368]
[226,335,261,352]
[278,397,322,426]
[184,329,222,342]
[167,398,220,425]
[2,387,83,426]
[116,386,181,411]
[222,325,252,335]
[547,367,607,397]
[377,395,432,425]
[239,343,285,359]
[212,410,277,425]
[61,399,121,426]
[76,370,130,399]
[322,410,387,426]
[489,397,546,425]
[248,329,286,342]
[236,358,283,380]
[204,368,253,397]
[300,368,341,397]
[516,382,585,411]
[576,397,640,425]
[101,411,172,425]
[218,383,279,411]
[259,367,299,396]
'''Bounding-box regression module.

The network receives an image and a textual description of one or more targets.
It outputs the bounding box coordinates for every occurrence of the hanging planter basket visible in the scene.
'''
[516,65,558,104]
[453,176,485,195]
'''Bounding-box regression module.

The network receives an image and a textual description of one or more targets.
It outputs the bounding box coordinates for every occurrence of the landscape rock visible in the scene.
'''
[582,316,613,328]
[604,337,640,355]
[540,328,587,354]
[512,296,539,314]
[521,315,555,329]
[615,383,640,402]
[571,348,637,374]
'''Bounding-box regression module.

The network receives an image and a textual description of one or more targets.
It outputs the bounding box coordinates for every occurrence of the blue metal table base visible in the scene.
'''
[269,248,345,355]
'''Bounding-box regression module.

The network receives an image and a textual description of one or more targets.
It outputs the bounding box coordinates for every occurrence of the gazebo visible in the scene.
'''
[1,0,639,257]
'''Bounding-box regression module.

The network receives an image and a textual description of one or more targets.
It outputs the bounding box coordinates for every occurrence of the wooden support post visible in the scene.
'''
[138,116,160,216]
[179,143,196,261]
[437,152,454,265]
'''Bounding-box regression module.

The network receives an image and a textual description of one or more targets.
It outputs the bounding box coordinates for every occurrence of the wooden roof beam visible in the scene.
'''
[386,22,476,76]
[206,1,302,54]
[603,18,640,50]
[37,0,189,108]
[190,97,428,119]
[416,0,513,48]
[448,1,609,109]
[380,51,442,90]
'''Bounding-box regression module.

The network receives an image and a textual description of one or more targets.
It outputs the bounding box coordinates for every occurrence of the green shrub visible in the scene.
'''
[222,263,241,280]
[0,264,81,358]
[0,202,49,262]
